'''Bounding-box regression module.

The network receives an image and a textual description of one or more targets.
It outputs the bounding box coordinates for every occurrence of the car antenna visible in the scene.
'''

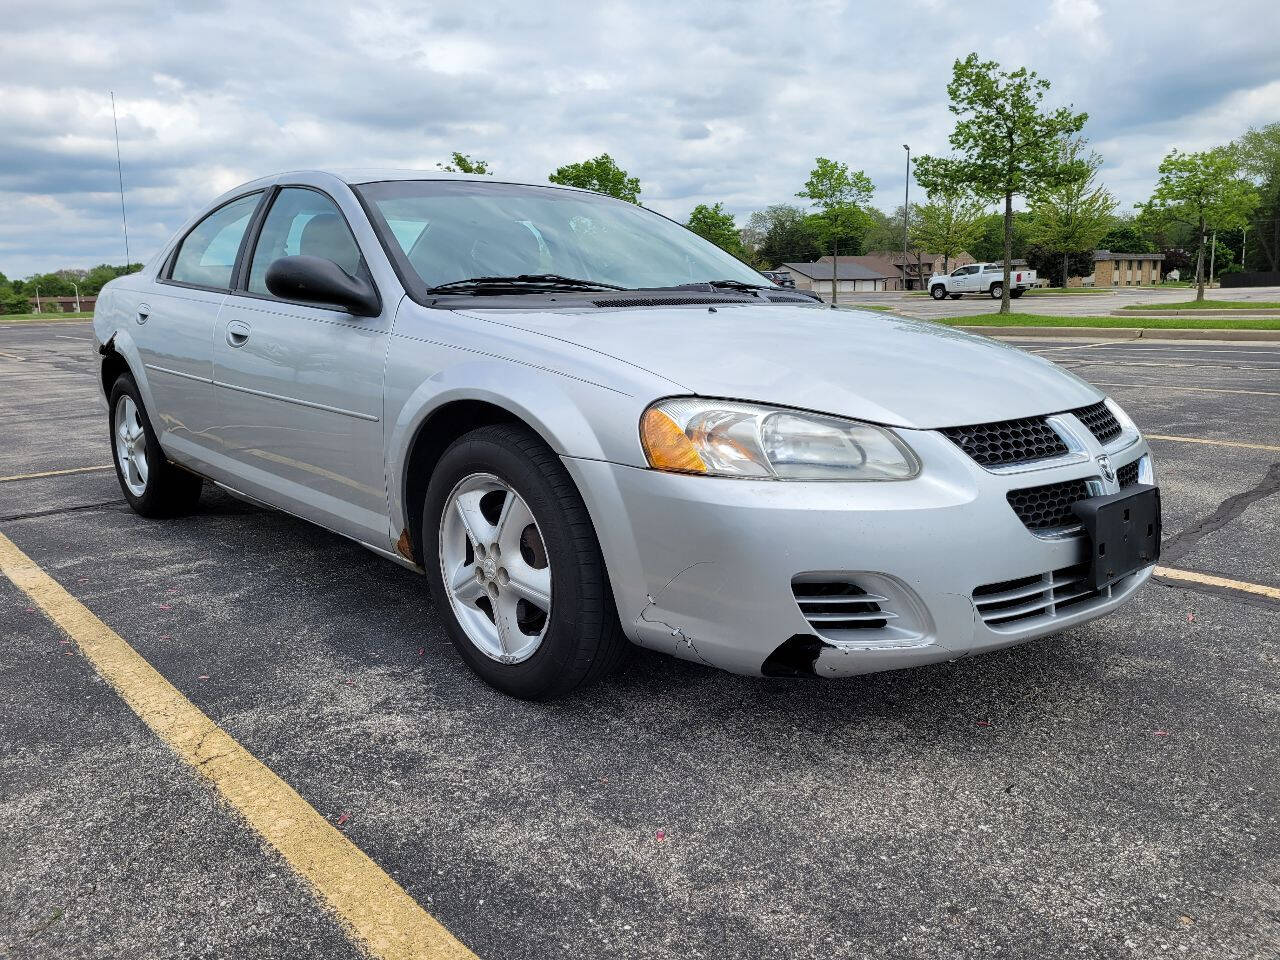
[110,91,131,268]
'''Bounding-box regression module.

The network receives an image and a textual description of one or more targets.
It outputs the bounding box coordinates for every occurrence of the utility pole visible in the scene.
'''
[35,285,41,314]
[71,281,81,313]
[1209,230,1217,287]
[902,145,911,290]
[1242,224,1247,272]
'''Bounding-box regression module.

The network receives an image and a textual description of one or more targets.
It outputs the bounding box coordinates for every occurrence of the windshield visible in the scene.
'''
[354,179,767,293]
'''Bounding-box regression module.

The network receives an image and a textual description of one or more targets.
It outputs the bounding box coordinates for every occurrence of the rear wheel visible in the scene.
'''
[1010,288,1025,299]
[930,285,946,300]
[109,374,203,517]
[423,423,629,699]
[989,283,1003,300]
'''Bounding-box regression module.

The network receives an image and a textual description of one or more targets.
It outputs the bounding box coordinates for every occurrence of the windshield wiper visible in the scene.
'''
[642,279,776,294]
[427,274,626,295]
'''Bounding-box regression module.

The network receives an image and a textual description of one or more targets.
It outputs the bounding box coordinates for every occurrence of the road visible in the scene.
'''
[1,321,1277,959]
[841,284,1280,319]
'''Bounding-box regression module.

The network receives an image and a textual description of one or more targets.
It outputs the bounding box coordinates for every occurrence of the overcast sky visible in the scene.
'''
[2,0,1277,277]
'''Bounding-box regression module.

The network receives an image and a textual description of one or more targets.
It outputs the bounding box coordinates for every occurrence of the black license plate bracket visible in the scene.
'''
[1072,485,1161,590]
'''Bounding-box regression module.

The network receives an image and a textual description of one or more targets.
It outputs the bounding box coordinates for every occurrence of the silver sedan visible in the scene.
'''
[92,170,1160,699]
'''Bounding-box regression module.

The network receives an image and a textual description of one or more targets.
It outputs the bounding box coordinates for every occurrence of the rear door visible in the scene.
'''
[209,185,391,542]
[138,191,264,466]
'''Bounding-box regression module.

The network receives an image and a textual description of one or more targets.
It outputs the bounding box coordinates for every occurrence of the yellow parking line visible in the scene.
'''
[1145,434,1280,453]
[0,532,477,960]
[0,465,114,483]
[1155,566,1280,601]
[1091,381,1280,398]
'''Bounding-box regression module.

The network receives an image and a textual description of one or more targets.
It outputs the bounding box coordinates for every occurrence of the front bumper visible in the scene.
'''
[564,428,1154,678]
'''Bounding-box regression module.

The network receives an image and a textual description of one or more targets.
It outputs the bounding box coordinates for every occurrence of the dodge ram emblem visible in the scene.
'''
[1096,454,1115,484]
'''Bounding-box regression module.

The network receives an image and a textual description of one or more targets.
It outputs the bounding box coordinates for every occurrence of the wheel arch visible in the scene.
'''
[97,329,158,415]
[389,365,627,569]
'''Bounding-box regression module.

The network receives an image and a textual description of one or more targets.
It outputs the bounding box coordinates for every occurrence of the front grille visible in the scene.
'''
[1073,401,1122,444]
[973,563,1119,629]
[793,581,892,634]
[941,416,1069,467]
[1007,478,1091,531]
[1118,460,1140,487]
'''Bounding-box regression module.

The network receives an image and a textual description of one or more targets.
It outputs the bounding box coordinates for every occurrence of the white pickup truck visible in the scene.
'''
[927,262,1036,300]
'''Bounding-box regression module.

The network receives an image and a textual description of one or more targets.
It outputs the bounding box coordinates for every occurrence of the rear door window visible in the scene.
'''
[168,193,262,289]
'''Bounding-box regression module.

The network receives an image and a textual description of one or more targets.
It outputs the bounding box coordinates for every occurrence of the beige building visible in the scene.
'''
[1091,251,1164,286]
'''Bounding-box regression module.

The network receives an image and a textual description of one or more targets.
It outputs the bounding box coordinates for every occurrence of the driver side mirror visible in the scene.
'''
[264,255,381,316]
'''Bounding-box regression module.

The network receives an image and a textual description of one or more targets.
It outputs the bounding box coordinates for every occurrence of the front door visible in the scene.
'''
[209,186,391,542]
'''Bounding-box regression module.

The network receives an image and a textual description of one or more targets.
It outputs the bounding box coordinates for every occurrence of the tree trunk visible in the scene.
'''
[943,252,950,272]
[1195,217,1206,302]
[1001,191,1013,315]
[1062,252,1069,289]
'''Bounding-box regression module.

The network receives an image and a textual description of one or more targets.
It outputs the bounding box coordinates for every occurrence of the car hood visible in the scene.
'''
[464,303,1102,429]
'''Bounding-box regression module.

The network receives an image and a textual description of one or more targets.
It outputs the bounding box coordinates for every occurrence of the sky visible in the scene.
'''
[2,0,1278,277]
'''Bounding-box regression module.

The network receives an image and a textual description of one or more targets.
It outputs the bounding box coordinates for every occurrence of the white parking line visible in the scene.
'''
[1090,382,1280,398]
[0,351,24,362]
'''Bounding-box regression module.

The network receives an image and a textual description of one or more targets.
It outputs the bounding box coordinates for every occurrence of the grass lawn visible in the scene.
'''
[1120,300,1280,312]
[0,312,93,323]
[932,313,1280,330]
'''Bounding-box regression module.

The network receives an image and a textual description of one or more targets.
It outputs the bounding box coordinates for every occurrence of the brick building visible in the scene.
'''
[1091,251,1164,286]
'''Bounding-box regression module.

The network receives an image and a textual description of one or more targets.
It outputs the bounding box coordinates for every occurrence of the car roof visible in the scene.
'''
[266,168,598,195]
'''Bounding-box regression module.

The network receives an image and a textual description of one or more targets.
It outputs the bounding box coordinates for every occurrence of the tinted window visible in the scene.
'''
[247,188,364,295]
[169,193,261,288]
[356,179,765,291]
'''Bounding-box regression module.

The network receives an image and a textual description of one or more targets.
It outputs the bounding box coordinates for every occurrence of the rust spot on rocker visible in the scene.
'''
[395,528,414,562]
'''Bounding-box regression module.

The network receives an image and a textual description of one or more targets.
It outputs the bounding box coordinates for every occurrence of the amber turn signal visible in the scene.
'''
[640,408,707,474]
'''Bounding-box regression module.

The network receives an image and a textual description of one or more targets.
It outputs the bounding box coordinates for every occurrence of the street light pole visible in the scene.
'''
[34,285,41,314]
[902,145,911,290]
[71,281,81,313]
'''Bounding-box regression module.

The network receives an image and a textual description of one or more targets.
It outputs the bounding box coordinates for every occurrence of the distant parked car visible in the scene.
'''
[928,262,1037,300]
[92,170,1159,699]
[760,270,795,288]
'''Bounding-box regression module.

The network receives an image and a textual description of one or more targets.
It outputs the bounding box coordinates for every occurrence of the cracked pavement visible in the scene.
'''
[1,321,1277,959]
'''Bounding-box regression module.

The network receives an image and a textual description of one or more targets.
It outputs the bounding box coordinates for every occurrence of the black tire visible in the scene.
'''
[949,293,962,300]
[989,283,1003,300]
[108,373,203,518]
[930,285,946,300]
[422,423,629,700]
[1010,288,1025,299]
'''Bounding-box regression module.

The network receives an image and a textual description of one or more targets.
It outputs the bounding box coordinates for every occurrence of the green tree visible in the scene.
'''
[1236,122,1280,272]
[1097,221,1155,254]
[914,53,1088,313]
[1139,146,1259,300]
[437,151,491,175]
[796,157,874,304]
[1026,140,1117,287]
[549,153,640,203]
[685,203,748,260]
[744,205,823,267]
[910,188,988,272]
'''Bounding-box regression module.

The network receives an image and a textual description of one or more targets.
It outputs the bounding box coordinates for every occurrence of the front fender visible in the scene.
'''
[385,356,649,538]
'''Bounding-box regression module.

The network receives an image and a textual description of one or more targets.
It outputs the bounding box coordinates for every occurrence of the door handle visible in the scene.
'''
[225,320,251,347]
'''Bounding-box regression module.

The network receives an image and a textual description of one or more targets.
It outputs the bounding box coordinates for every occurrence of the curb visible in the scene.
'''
[1111,309,1280,317]
[956,325,1280,342]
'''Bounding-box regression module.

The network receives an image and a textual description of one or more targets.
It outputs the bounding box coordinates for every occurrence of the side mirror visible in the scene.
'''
[264,255,381,316]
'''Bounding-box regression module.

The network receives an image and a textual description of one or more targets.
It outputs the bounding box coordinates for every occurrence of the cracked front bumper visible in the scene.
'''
[564,429,1154,678]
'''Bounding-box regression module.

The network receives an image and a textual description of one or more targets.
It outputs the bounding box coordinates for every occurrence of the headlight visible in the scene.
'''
[640,398,920,481]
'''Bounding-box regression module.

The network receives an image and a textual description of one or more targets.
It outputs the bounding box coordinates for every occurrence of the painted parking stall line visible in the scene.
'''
[1145,435,1280,453]
[1156,566,1280,601]
[0,464,113,483]
[0,531,479,960]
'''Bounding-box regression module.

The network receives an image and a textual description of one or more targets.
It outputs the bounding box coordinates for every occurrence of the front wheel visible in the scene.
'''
[989,283,1004,300]
[930,285,947,300]
[108,374,203,517]
[423,423,629,700]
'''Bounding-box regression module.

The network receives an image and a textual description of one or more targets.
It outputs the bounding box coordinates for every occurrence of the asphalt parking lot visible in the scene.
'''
[1,320,1277,960]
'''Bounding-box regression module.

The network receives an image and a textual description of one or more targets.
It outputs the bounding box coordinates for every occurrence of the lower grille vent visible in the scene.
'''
[793,581,891,632]
[973,563,1123,629]
[1117,460,1140,488]
[1007,478,1091,531]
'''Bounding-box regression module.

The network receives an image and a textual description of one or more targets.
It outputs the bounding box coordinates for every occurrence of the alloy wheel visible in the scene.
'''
[438,472,552,664]
[113,395,149,497]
